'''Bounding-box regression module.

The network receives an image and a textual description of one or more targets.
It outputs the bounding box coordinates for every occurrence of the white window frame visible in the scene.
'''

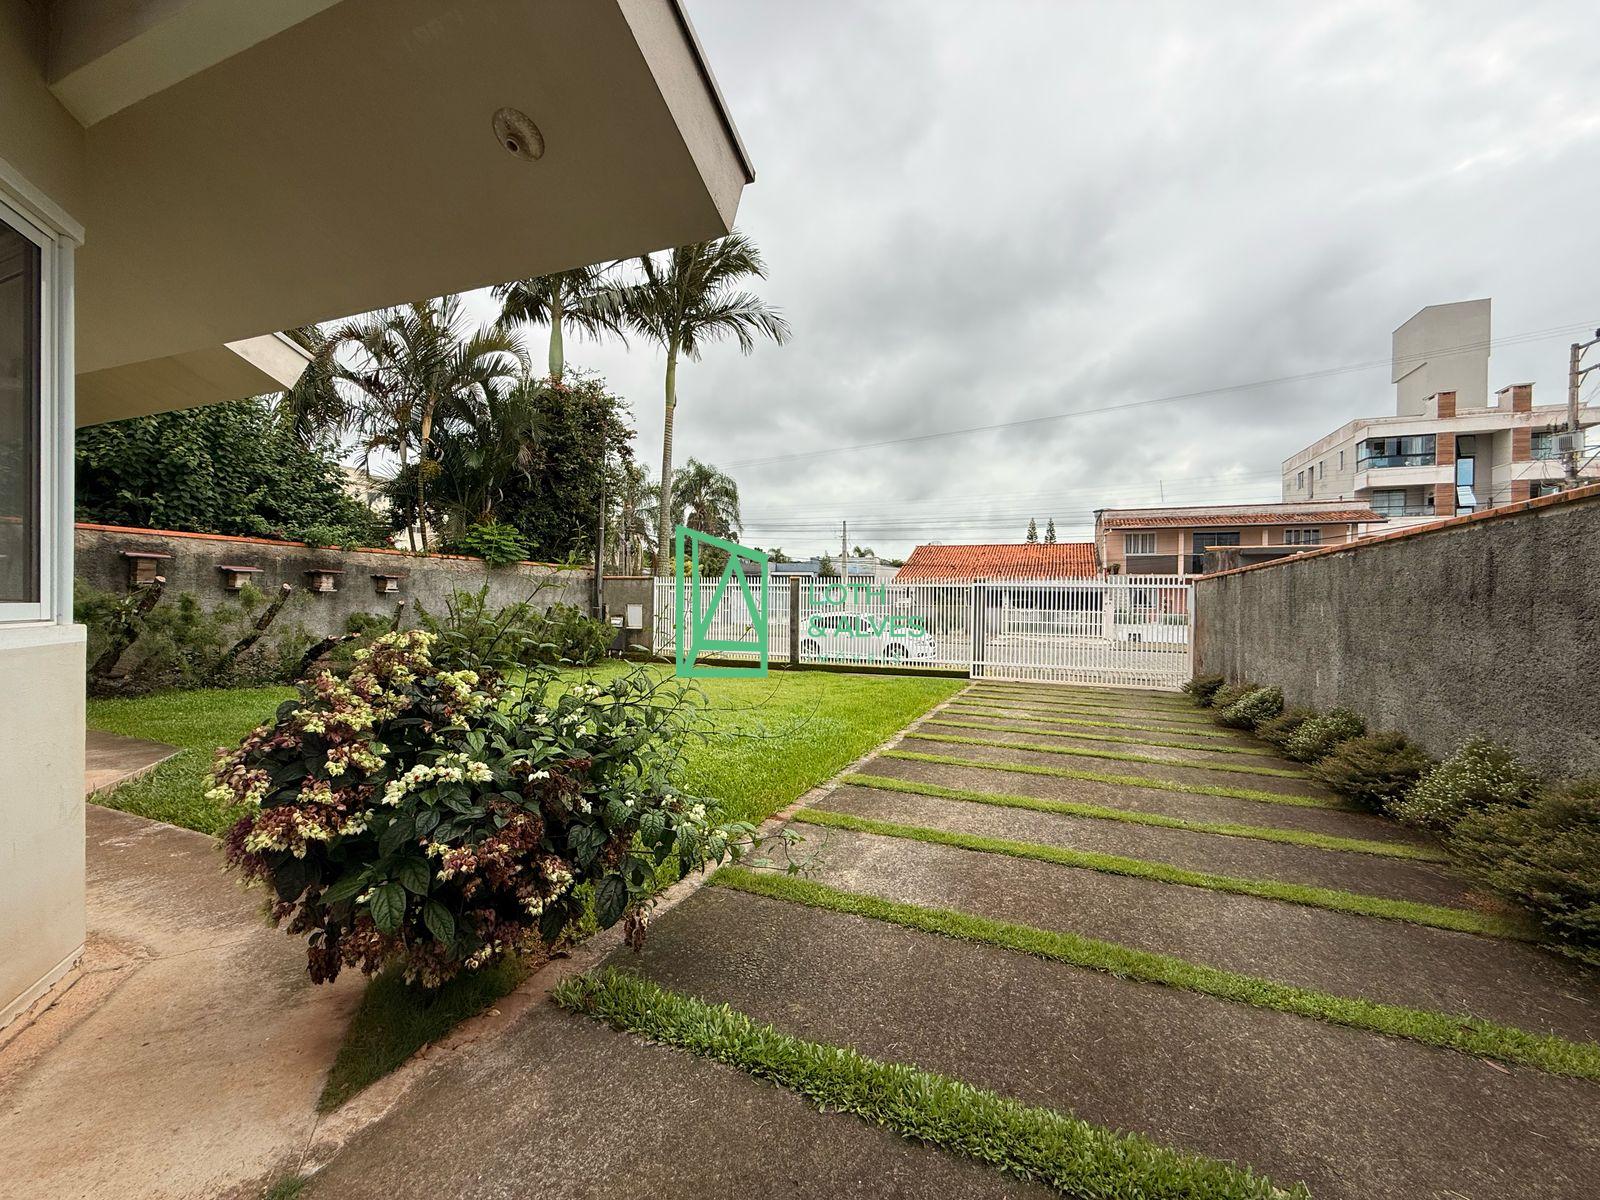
[0,175,77,627]
[1123,532,1157,556]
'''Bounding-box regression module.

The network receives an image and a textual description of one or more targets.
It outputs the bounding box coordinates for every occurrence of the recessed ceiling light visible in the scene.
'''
[492,107,544,161]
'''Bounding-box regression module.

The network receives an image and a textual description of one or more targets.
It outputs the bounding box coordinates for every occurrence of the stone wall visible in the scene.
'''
[74,523,655,642]
[1193,484,1600,780]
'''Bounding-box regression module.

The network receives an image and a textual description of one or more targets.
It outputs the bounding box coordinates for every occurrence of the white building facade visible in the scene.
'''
[1283,300,1600,530]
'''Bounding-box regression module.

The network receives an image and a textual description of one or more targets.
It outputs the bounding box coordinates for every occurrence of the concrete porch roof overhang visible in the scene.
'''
[22,0,752,423]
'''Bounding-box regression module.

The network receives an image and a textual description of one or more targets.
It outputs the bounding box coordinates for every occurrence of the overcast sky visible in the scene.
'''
[464,0,1600,560]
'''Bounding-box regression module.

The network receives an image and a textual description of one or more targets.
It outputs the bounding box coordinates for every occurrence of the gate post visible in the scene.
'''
[969,580,984,679]
[788,575,801,667]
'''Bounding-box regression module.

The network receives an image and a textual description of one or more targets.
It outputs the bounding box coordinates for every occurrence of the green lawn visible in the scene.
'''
[86,664,962,834]
[87,685,296,834]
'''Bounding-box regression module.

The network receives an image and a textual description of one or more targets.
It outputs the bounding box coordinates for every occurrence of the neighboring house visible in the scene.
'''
[1282,299,1600,531]
[0,0,751,1029]
[894,542,1098,582]
[1095,502,1382,576]
[338,465,390,515]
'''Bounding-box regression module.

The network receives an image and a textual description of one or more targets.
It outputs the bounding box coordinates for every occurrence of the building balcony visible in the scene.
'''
[1354,464,1450,492]
[1123,554,1181,575]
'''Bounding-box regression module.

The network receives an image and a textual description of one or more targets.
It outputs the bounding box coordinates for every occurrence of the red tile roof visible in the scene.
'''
[894,542,1098,582]
[1101,509,1381,528]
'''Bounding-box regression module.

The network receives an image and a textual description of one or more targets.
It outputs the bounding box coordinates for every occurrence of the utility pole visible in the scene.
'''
[841,519,848,585]
[1568,331,1600,488]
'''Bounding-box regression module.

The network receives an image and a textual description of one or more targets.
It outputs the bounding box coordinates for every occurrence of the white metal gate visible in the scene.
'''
[652,574,1192,690]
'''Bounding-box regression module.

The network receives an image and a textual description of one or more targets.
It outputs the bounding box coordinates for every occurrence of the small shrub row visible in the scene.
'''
[1182,673,1600,965]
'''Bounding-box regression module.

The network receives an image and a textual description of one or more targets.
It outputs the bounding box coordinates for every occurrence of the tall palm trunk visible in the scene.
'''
[417,399,436,551]
[655,343,678,575]
[548,289,564,378]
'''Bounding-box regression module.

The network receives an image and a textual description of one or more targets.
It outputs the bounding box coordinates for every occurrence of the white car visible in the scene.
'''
[800,613,939,664]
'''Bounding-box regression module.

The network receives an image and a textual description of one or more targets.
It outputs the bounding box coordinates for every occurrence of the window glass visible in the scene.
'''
[0,220,42,605]
[1123,532,1156,556]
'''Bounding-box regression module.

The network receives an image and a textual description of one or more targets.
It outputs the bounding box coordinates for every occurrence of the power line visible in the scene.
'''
[724,321,1598,470]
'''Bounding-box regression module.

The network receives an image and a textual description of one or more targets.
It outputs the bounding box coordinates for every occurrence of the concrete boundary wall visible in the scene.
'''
[1194,484,1600,780]
[75,524,655,644]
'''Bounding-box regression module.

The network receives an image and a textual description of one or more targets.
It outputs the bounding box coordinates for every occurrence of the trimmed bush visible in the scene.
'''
[1257,708,1315,751]
[1217,686,1283,731]
[1284,708,1366,763]
[1390,738,1539,832]
[1312,733,1432,810]
[1207,681,1258,713]
[1182,674,1226,706]
[1449,781,1600,965]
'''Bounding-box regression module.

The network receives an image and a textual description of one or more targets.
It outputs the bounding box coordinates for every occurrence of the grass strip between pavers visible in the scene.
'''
[926,716,1280,758]
[712,868,1600,1084]
[554,967,1307,1200]
[792,808,1525,939]
[845,773,1450,862]
[886,748,1348,810]
[908,730,1311,780]
[946,703,1240,741]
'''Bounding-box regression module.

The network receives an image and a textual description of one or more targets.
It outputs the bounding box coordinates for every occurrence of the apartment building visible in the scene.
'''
[1283,300,1600,529]
[1095,501,1380,576]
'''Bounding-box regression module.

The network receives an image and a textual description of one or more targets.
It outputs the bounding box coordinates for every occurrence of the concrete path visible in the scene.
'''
[0,806,362,1200]
[85,728,179,795]
[307,680,1600,1199]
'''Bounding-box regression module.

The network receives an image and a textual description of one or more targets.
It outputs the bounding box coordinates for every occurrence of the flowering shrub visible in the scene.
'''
[1257,707,1314,751]
[1206,681,1258,713]
[213,630,748,986]
[1449,779,1600,965]
[1284,708,1366,763]
[1216,686,1283,731]
[1390,737,1538,831]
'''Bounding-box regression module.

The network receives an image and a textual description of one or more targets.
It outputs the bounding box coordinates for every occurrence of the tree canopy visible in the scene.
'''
[76,398,389,545]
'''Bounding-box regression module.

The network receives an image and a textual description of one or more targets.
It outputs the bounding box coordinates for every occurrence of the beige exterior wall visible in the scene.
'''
[1100,521,1360,575]
[0,626,86,1029]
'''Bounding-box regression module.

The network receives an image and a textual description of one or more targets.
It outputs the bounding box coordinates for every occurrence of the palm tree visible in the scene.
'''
[270,325,352,449]
[612,232,790,572]
[671,458,741,539]
[611,460,656,574]
[333,297,525,549]
[492,264,623,379]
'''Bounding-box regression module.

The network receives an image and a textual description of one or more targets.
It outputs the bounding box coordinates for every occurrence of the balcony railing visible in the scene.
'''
[1369,505,1435,517]
[1124,553,1181,575]
[1357,454,1436,470]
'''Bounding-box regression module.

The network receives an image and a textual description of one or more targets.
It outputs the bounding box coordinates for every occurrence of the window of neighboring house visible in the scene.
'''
[1296,470,1305,490]
[1338,450,1345,471]
[0,202,49,620]
[1455,434,1478,513]
[1283,528,1322,545]
[1318,462,1325,479]
[1123,532,1157,556]
[1531,482,1562,499]
[1357,434,1436,469]
[1369,489,1411,517]
[1531,429,1563,460]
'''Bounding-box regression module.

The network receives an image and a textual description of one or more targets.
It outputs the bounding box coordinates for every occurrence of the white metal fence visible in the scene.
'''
[653,574,1192,690]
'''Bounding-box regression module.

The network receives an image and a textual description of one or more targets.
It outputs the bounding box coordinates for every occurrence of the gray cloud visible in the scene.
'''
[465,0,1600,557]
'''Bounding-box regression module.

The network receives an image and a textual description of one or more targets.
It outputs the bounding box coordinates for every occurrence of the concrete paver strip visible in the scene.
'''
[921,715,1292,765]
[84,728,179,795]
[899,733,1331,799]
[782,823,1600,1041]
[303,1000,1046,1200]
[865,754,1430,845]
[813,783,1478,907]
[621,886,1600,1200]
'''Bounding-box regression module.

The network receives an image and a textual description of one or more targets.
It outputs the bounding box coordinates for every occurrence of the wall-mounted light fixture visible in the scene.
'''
[371,573,404,596]
[304,568,344,594]
[121,550,172,588]
[216,564,263,592]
